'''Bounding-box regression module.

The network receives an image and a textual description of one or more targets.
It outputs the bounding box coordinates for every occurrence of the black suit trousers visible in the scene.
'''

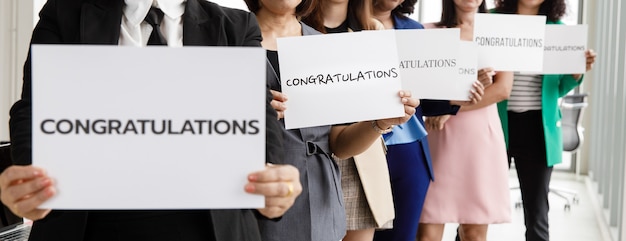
[82,211,215,241]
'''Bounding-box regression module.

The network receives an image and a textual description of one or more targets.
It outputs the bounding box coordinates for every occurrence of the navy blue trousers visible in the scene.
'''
[374,141,431,241]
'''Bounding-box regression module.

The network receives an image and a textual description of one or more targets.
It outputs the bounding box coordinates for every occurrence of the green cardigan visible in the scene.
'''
[497,20,584,167]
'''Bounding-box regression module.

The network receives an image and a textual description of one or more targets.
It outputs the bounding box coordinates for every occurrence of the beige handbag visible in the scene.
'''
[353,137,395,228]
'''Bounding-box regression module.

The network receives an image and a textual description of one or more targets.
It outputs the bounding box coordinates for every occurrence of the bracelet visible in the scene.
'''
[371,120,394,134]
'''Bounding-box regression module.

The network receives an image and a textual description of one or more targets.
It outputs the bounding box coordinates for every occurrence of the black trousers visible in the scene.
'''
[508,110,552,241]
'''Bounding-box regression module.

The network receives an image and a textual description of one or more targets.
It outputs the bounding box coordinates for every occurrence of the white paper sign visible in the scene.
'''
[32,45,266,209]
[277,30,405,129]
[474,13,546,71]
[540,24,588,74]
[396,28,467,100]
[456,41,479,100]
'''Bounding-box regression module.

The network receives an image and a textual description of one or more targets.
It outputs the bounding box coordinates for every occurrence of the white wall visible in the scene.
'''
[0,1,11,141]
[0,0,34,141]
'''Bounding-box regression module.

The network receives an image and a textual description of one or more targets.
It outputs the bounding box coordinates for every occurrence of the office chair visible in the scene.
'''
[512,93,588,211]
[0,142,24,228]
[549,93,588,210]
[0,142,13,173]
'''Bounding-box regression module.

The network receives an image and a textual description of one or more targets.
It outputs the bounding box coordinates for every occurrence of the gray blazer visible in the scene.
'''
[258,22,346,241]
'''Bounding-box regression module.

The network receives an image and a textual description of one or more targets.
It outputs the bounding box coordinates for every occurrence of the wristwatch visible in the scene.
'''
[371,120,394,134]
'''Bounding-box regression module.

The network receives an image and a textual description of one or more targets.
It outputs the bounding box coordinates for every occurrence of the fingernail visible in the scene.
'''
[399,91,405,96]
[402,98,408,103]
[248,174,258,182]
[44,187,55,197]
[244,184,255,193]
[40,178,51,187]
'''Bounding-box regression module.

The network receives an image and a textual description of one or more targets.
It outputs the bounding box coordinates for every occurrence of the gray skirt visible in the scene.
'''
[339,157,392,230]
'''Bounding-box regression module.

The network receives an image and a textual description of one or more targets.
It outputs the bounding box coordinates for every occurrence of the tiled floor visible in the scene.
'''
[441,170,606,241]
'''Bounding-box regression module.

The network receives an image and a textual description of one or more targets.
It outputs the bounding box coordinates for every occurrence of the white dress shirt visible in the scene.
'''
[120,0,186,47]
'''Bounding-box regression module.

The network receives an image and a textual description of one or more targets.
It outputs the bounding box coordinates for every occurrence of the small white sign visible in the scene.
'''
[396,28,467,100]
[540,24,588,74]
[456,41,479,101]
[32,45,266,209]
[474,13,546,71]
[277,30,405,129]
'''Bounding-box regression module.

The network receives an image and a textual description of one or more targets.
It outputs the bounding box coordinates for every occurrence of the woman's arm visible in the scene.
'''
[329,122,384,160]
[329,91,419,160]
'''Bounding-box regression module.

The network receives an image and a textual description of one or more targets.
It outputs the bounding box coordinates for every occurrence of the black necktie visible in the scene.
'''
[144,7,167,45]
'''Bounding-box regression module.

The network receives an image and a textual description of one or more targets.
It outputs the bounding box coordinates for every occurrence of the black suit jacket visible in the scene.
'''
[8,0,283,240]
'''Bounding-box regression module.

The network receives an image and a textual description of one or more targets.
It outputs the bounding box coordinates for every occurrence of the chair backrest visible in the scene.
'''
[0,142,23,228]
[0,142,11,174]
[560,93,588,152]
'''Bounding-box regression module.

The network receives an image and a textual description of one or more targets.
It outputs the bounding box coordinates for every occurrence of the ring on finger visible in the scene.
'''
[285,182,294,197]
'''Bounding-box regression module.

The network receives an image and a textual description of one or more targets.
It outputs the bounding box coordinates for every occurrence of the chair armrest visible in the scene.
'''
[561,102,588,109]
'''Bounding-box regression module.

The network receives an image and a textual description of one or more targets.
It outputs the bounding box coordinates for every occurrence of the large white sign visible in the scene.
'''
[474,13,546,71]
[32,45,266,209]
[540,24,588,74]
[277,30,405,129]
[396,28,467,100]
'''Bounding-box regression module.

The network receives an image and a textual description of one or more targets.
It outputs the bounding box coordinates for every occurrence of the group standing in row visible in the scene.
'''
[0,0,596,241]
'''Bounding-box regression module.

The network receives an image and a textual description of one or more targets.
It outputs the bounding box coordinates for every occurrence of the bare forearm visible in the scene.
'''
[329,91,418,159]
[460,86,507,111]
[329,122,383,160]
